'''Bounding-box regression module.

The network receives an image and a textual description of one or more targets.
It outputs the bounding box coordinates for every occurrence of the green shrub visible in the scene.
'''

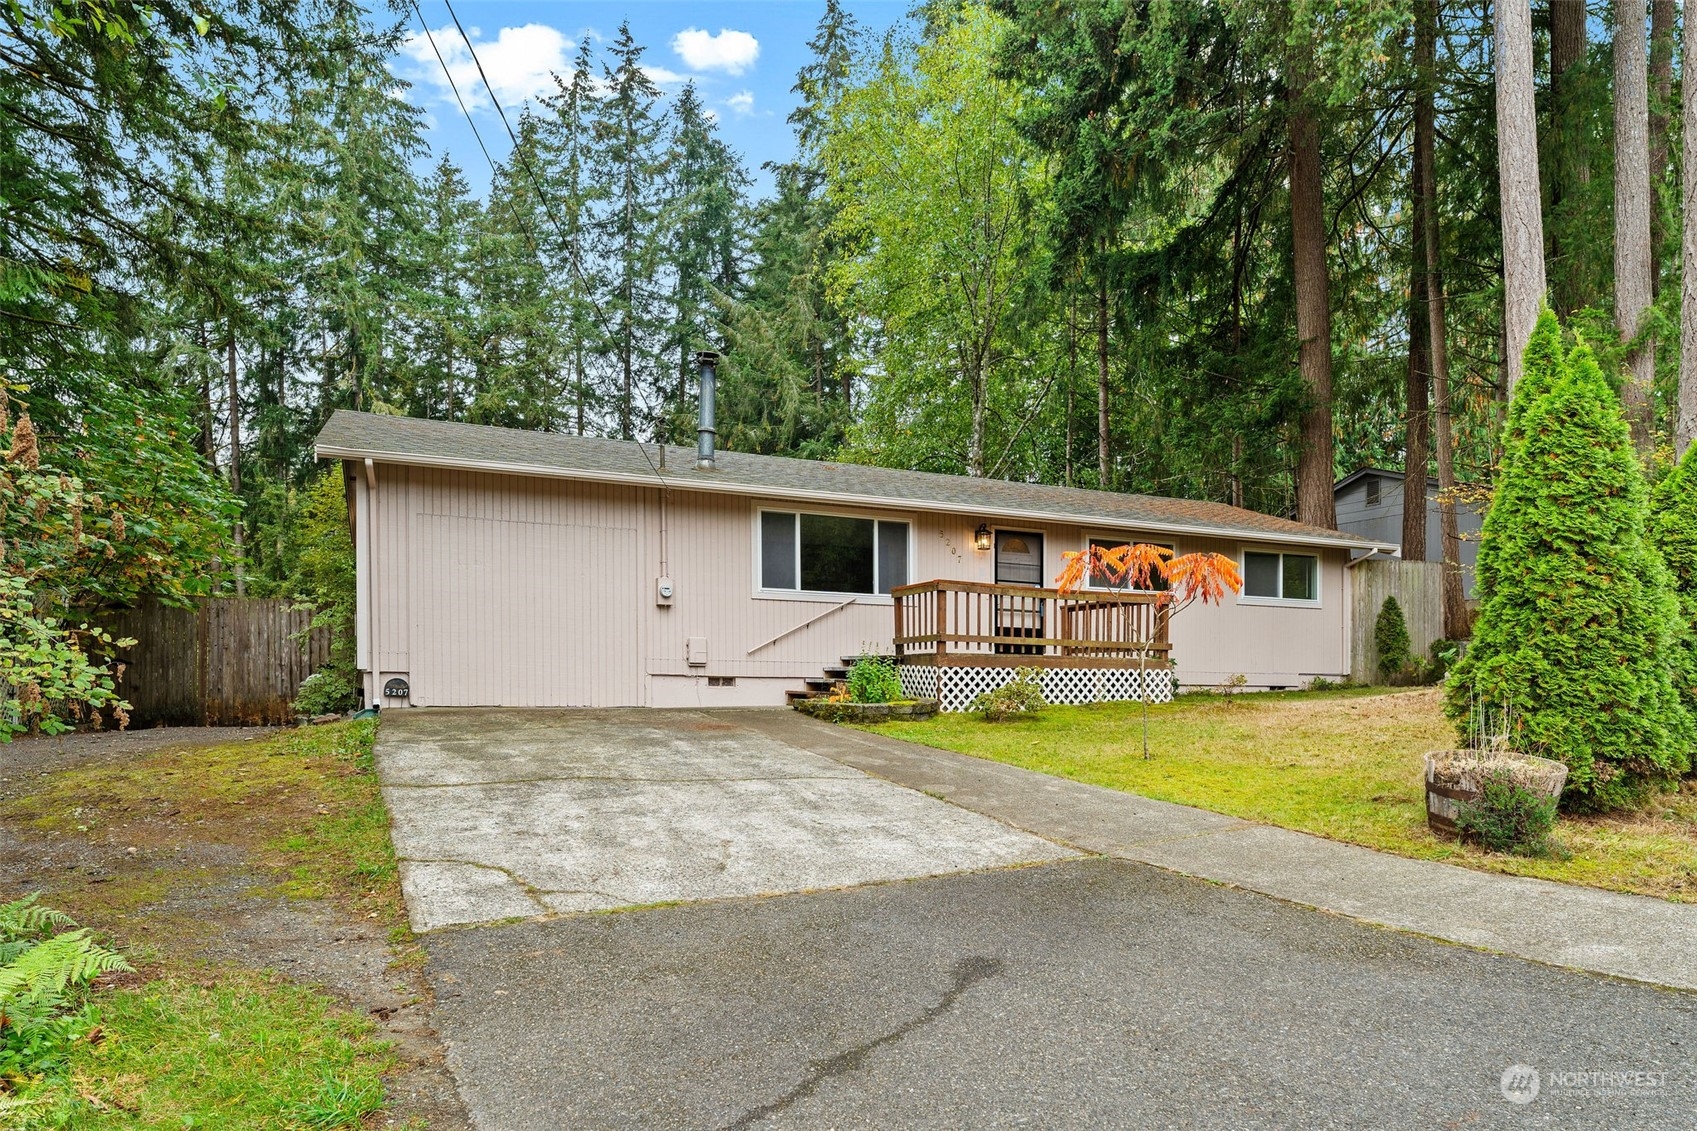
[846,656,902,704]
[1455,769,1559,856]
[1445,310,1692,810]
[286,472,360,715]
[1374,596,1413,683]
[1422,638,1464,684]
[1649,444,1697,732]
[0,894,130,1087]
[967,668,1047,721]
[293,670,359,718]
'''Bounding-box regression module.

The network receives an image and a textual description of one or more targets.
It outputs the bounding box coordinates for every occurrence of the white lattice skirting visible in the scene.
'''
[898,664,1174,713]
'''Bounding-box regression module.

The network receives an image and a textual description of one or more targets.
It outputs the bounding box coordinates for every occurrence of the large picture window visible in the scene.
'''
[760,510,910,595]
[1085,536,1171,592]
[1242,550,1319,603]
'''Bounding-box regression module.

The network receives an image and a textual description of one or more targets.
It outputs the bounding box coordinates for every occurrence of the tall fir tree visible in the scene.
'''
[658,82,747,441]
[539,36,608,435]
[588,21,668,440]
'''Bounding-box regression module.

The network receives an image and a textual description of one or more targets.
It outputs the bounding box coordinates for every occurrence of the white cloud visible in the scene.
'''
[642,65,691,86]
[399,23,570,110]
[671,27,759,75]
[725,90,755,115]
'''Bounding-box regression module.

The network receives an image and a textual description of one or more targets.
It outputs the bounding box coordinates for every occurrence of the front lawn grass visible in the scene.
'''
[873,688,1697,901]
[3,720,409,1127]
[42,972,390,1128]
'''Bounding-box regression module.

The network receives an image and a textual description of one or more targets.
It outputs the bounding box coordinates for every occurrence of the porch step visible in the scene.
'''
[793,656,900,705]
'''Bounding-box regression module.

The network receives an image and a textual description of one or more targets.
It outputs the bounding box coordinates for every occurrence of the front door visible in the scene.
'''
[993,530,1045,654]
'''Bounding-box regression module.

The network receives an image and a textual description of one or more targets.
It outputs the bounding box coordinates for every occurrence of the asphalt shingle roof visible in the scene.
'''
[315,410,1390,551]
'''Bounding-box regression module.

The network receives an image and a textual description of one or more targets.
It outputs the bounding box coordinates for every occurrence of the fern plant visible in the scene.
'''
[0,894,130,1086]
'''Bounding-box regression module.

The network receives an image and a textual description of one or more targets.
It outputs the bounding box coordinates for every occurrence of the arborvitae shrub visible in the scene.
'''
[1650,445,1697,730]
[1444,321,1692,810]
[1374,596,1413,683]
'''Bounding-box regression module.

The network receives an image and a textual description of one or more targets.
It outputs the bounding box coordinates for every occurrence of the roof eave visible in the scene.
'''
[316,443,1397,554]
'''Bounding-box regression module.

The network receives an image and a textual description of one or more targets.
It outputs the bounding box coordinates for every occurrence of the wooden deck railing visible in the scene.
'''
[891,579,1170,665]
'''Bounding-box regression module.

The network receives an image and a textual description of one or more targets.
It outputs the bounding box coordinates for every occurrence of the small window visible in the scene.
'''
[760,510,910,595]
[1365,478,1381,506]
[1243,550,1319,603]
[1086,537,1171,592]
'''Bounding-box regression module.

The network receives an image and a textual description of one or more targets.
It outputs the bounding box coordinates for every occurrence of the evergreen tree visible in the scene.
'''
[401,156,479,420]
[716,1,860,457]
[658,82,747,441]
[1446,317,1691,810]
[539,36,608,435]
[470,112,569,430]
[1649,445,1697,724]
[588,21,668,440]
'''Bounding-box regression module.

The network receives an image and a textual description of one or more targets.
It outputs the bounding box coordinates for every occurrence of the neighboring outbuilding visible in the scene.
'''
[1333,467,1483,596]
[316,410,1393,711]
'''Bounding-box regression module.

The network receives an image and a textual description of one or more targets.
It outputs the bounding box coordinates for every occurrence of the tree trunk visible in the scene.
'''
[1650,0,1674,295]
[1682,0,1697,457]
[1495,0,1547,394]
[968,351,986,478]
[226,323,245,598]
[1616,0,1656,451]
[1096,272,1111,489]
[1288,42,1338,529]
[197,322,216,471]
[1064,291,1077,488]
[1404,96,1432,562]
[1549,0,1590,317]
[1419,0,1469,637]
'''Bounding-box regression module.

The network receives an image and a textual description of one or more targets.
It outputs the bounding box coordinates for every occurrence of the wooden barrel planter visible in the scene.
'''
[1423,749,1568,838]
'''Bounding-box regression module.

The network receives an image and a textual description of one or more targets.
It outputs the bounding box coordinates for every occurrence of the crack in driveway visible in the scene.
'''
[720,955,1004,1130]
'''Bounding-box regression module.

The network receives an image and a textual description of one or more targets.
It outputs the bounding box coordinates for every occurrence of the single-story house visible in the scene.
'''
[1333,467,1483,596]
[315,408,1394,712]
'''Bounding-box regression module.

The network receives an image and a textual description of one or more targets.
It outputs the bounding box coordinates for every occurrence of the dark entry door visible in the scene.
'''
[993,531,1045,654]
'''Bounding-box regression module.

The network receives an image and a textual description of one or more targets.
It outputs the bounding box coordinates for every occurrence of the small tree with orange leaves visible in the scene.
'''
[1056,542,1243,758]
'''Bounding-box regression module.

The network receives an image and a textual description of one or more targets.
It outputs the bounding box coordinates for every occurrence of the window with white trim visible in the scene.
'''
[1242,550,1319,602]
[760,510,910,595]
[1085,536,1171,592]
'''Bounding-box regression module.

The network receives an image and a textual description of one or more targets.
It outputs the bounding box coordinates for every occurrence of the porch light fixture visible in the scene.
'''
[974,523,992,552]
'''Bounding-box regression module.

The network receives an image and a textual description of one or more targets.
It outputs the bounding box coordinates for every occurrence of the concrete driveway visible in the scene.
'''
[375,709,1073,931]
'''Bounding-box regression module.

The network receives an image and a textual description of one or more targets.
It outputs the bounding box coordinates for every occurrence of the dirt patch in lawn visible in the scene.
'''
[0,722,469,1128]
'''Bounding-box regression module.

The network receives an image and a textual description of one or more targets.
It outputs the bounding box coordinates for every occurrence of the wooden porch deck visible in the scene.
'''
[891,579,1170,668]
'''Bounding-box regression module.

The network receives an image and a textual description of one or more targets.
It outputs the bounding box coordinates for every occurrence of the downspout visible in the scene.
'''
[364,458,378,707]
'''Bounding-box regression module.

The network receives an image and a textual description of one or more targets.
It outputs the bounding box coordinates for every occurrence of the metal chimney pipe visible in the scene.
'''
[695,350,720,470]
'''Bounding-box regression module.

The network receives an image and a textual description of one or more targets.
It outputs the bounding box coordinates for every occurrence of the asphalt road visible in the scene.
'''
[426,857,1697,1130]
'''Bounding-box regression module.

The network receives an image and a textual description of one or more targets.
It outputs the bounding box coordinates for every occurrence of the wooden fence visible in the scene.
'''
[97,597,333,726]
[1349,559,1445,684]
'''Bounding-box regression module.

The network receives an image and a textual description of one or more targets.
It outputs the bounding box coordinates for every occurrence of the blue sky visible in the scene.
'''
[391,1,912,199]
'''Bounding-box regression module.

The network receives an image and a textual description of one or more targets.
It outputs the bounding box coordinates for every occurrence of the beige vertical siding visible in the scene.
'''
[358,461,1352,706]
